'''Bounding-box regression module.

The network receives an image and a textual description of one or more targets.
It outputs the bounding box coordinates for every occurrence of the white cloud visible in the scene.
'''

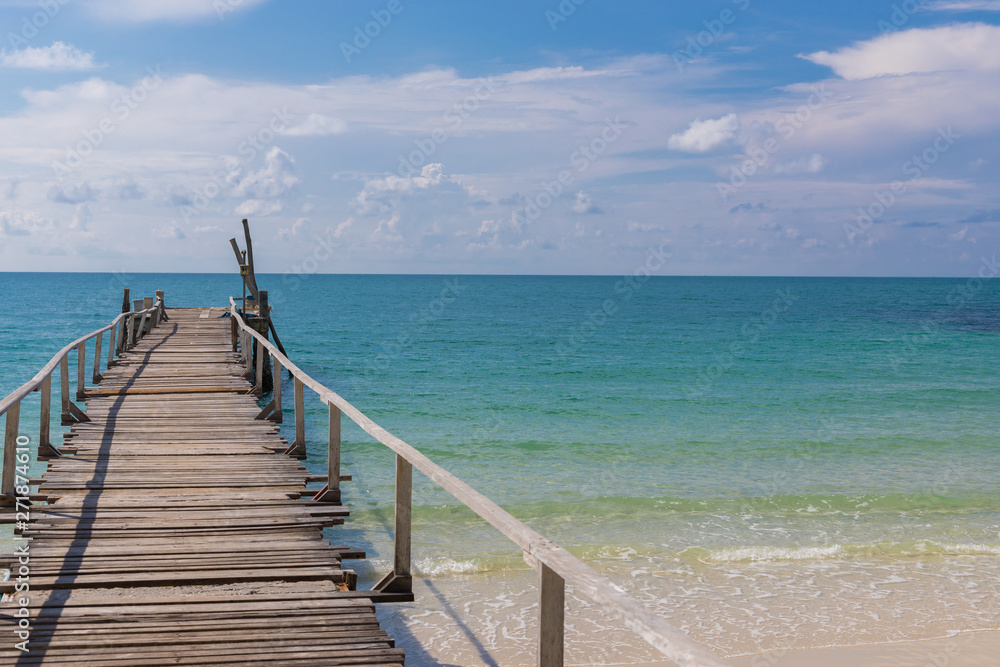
[153,222,185,240]
[82,0,269,23]
[70,203,92,230]
[0,42,97,71]
[48,182,96,204]
[353,163,472,214]
[925,1,1000,10]
[668,113,740,153]
[802,23,1000,79]
[232,147,299,199]
[772,154,826,175]
[235,199,283,216]
[279,113,347,137]
[0,209,55,237]
[571,191,603,214]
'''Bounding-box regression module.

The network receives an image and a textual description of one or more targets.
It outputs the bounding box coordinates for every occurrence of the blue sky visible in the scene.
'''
[0,0,998,276]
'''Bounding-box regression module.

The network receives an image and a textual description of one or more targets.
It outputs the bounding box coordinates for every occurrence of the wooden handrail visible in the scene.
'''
[229,297,725,667]
[0,302,160,419]
[0,297,163,501]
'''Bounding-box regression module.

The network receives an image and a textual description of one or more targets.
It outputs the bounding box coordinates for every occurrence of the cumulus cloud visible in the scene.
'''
[82,0,269,23]
[0,42,98,71]
[0,209,56,236]
[571,191,603,214]
[48,182,96,204]
[232,147,299,198]
[70,203,92,230]
[235,199,283,216]
[352,163,472,215]
[802,23,1000,79]
[668,113,740,153]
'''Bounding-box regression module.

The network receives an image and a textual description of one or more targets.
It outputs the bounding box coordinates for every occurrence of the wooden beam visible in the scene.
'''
[538,563,565,667]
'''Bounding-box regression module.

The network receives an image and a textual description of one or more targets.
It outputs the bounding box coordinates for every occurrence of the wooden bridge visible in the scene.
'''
[0,290,726,667]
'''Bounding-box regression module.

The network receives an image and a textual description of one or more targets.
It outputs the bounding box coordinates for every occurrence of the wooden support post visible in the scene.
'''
[76,342,86,401]
[61,355,70,416]
[231,314,238,351]
[155,289,165,323]
[254,338,264,396]
[117,288,130,355]
[375,455,413,593]
[271,356,283,423]
[107,323,117,367]
[284,377,307,459]
[92,332,103,384]
[244,332,251,375]
[1,401,20,500]
[61,356,88,425]
[132,299,144,342]
[38,374,58,460]
[538,563,566,667]
[316,404,341,503]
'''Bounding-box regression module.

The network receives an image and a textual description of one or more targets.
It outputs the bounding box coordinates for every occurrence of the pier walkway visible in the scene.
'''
[0,292,726,667]
[0,306,403,666]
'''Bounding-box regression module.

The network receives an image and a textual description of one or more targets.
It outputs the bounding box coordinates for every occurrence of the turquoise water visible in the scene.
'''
[2,273,999,662]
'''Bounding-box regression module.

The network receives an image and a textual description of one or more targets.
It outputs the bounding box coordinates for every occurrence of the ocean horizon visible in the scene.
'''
[2,272,998,664]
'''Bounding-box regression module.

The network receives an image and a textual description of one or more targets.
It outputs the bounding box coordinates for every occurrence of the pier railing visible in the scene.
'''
[0,293,165,504]
[230,297,726,667]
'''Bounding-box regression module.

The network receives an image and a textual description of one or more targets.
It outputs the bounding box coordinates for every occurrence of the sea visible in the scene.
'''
[1,273,999,665]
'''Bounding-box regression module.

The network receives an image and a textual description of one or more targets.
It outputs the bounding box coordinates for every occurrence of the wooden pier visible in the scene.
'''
[1,304,405,666]
[1,290,726,667]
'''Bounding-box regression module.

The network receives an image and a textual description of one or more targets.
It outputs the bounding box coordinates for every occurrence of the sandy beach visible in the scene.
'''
[635,631,1000,667]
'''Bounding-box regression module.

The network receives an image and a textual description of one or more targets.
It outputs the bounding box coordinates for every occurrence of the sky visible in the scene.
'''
[0,0,998,276]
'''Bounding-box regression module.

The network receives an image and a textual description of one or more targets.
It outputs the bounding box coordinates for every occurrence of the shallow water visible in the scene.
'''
[1,273,998,663]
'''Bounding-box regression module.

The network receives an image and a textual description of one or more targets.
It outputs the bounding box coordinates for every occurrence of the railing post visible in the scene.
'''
[319,403,341,503]
[38,373,58,460]
[271,356,283,422]
[60,355,70,417]
[108,322,117,367]
[375,455,412,593]
[287,377,306,458]
[92,332,103,384]
[244,332,252,376]
[1,401,20,500]
[538,563,566,667]
[76,342,86,401]
[132,299,144,343]
[254,338,264,396]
